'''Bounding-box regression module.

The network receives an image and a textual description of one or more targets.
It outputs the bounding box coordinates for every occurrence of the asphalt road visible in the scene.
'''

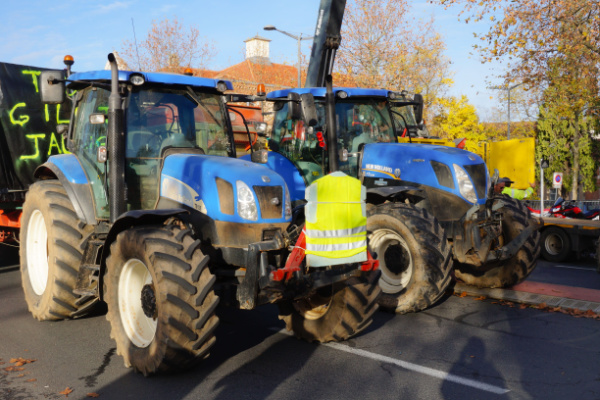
[1,245,599,400]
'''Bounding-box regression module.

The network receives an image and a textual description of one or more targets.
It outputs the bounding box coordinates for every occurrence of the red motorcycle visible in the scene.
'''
[528,198,600,220]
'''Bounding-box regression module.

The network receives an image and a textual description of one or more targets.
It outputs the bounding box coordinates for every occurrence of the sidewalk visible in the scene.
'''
[454,260,600,313]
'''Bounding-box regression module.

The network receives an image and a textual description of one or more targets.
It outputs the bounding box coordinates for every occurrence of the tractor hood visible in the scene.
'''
[161,154,291,223]
[361,143,489,205]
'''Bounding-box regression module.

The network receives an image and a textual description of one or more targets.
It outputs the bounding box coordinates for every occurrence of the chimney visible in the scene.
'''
[244,35,271,65]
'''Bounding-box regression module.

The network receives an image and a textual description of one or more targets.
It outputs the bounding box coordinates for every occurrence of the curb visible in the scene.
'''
[454,282,600,313]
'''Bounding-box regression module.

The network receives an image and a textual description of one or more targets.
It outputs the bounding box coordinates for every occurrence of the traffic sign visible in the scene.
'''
[553,172,563,189]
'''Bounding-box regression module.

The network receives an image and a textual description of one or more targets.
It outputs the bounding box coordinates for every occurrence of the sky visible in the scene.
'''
[1,0,510,121]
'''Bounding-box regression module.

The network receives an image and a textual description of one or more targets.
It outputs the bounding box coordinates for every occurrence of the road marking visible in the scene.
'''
[547,264,594,271]
[272,328,509,395]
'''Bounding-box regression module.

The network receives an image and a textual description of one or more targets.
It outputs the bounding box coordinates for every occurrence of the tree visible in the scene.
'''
[430,95,487,156]
[121,17,217,72]
[534,53,600,199]
[335,0,454,120]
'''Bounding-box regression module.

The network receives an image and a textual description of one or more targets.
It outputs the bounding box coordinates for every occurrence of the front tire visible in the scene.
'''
[20,180,96,321]
[367,203,453,314]
[104,223,219,375]
[278,270,381,342]
[455,196,541,287]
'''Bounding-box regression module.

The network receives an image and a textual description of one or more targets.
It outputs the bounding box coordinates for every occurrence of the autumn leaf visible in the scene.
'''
[87,393,100,398]
[458,291,468,298]
[59,387,73,397]
[474,296,486,301]
[10,357,36,367]
[519,303,528,309]
[26,378,36,382]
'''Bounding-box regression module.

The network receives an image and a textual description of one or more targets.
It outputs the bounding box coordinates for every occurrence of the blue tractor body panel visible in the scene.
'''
[43,154,89,184]
[240,152,307,203]
[362,143,488,205]
[161,154,291,224]
[68,70,234,90]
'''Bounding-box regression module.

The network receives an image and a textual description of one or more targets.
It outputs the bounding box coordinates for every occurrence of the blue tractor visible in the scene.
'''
[19,54,380,375]
[244,84,540,314]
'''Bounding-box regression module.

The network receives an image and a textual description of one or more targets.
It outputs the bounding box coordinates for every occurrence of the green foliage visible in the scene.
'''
[535,105,599,197]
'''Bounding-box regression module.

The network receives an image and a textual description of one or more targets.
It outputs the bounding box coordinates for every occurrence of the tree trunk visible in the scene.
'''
[571,126,580,200]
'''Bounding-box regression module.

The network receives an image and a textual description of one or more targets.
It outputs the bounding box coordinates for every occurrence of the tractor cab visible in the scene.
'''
[267,87,396,183]
[49,70,234,219]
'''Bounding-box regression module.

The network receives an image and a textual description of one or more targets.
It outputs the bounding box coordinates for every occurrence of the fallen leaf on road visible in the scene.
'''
[474,296,486,301]
[26,378,36,382]
[59,387,73,397]
[10,358,36,367]
[87,393,100,398]
[537,302,547,309]
[458,291,468,298]
[519,303,528,309]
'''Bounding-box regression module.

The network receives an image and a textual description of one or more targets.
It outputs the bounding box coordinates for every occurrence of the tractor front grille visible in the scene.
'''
[463,163,488,199]
[253,185,283,219]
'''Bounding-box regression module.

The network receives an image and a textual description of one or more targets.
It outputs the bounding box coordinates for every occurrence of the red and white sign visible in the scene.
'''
[553,172,563,189]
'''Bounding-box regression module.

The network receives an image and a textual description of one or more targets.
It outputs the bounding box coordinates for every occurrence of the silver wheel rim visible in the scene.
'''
[118,258,157,348]
[369,228,413,294]
[544,233,563,256]
[26,209,49,295]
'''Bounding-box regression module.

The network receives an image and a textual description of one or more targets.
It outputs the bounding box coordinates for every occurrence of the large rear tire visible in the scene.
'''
[278,270,381,343]
[454,196,541,287]
[20,180,97,321]
[540,226,571,263]
[367,203,453,314]
[104,223,219,375]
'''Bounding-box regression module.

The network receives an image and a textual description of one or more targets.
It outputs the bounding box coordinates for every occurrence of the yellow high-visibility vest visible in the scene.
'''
[304,171,367,267]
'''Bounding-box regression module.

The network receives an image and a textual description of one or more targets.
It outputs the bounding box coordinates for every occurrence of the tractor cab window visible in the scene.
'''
[270,102,327,186]
[124,87,232,210]
[71,86,110,220]
[390,100,418,138]
[270,97,396,181]
[126,88,231,159]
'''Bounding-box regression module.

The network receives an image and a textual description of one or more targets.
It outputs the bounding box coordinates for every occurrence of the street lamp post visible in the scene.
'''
[264,25,314,88]
[489,82,524,140]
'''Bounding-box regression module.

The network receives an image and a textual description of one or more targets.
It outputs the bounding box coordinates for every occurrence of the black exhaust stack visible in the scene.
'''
[107,53,126,223]
[325,75,338,172]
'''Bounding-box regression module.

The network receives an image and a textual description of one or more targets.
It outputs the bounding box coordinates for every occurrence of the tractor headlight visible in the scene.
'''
[453,164,477,204]
[236,181,258,221]
[284,184,292,220]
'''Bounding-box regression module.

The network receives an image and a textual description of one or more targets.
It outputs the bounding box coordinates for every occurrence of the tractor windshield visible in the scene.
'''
[269,97,395,183]
[126,87,232,158]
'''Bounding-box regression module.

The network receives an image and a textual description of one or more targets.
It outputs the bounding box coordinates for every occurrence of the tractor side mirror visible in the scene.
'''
[287,92,301,120]
[299,93,318,127]
[413,93,424,125]
[40,71,66,104]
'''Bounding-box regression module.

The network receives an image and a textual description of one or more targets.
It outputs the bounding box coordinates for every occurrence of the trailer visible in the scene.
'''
[0,61,70,244]
[539,217,600,271]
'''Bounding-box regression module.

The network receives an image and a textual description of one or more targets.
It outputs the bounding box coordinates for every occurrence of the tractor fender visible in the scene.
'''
[34,154,96,226]
[366,185,422,200]
[98,208,189,300]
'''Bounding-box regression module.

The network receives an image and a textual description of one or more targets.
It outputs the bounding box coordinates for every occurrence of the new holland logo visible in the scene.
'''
[394,168,401,178]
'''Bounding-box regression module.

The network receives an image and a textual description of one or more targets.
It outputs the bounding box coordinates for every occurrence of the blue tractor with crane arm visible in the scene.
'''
[19,53,380,375]
[245,0,540,314]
